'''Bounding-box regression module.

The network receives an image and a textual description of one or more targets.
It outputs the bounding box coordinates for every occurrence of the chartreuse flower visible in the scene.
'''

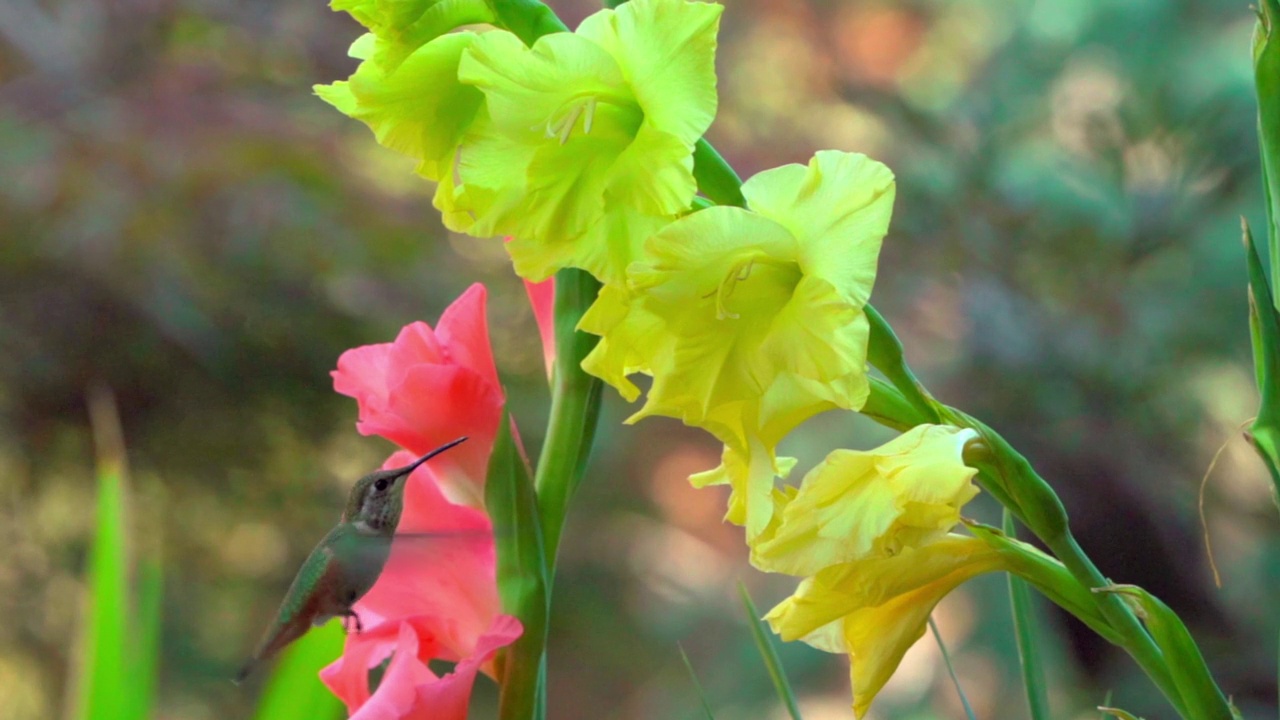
[328,0,495,69]
[753,425,980,576]
[765,534,1006,719]
[581,150,895,536]
[446,0,722,284]
[316,32,485,185]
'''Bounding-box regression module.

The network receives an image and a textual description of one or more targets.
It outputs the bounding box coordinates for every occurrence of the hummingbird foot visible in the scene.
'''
[341,610,364,634]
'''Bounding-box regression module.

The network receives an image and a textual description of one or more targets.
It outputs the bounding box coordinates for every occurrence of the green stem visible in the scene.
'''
[860,304,1200,717]
[1044,533,1192,718]
[534,267,605,568]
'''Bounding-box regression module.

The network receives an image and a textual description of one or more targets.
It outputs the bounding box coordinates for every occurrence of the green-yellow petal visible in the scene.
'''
[687,441,797,539]
[753,425,980,576]
[330,0,494,69]
[315,32,483,182]
[449,0,721,284]
[764,534,1005,718]
[576,0,721,146]
[743,150,895,304]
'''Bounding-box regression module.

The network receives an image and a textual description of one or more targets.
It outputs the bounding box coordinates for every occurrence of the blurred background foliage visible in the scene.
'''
[0,0,1275,718]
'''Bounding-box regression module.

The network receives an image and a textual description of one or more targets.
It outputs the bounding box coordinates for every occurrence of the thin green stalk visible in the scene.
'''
[929,617,977,720]
[1003,509,1051,720]
[677,644,718,720]
[739,584,803,720]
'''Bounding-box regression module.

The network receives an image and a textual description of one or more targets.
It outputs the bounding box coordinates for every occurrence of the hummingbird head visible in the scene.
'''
[344,437,468,533]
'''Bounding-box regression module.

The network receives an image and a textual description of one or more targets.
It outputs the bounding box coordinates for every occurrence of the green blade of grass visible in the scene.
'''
[1003,509,1051,720]
[76,386,139,720]
[129,558,164,720]
[250,621,346,720]
[1254,0,1280,296]
[677,644,717,720]
[929,617,977,720]
[77,461,130,720]
[738,584,803,720]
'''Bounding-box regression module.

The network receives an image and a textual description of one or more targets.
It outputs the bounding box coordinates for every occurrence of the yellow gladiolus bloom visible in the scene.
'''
[752,425,980,576]
[765,534,1006,718]
[582,150,895,536]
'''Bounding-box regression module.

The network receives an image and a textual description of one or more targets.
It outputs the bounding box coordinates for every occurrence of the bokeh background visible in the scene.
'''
[1,0,1277,718]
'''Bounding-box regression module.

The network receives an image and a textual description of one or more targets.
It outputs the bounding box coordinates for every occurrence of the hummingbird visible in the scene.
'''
[234,436,468,683]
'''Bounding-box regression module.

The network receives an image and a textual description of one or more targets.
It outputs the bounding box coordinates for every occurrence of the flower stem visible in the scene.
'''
[534,267,604,568]
[860,301,1213,718]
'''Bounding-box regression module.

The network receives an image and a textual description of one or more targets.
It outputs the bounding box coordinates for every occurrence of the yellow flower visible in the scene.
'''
[765,534,1006,718]
[752,425,980,576]
[582,150,895,536]
[446,0,723,284]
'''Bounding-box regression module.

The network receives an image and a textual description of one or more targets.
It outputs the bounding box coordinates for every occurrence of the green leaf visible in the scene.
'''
[738,584,803,720]
[486,412,550,720]
[1098,585,1239,720]
[692,139,745,208]
[677,644,717,720]
[928,617,977,720]
[251,622,346,720]
[865,303,940,424]
[1002,510,1051,720]
[489,0,569,46]
[1244,220,1280,503]
[1254,0,1280,297]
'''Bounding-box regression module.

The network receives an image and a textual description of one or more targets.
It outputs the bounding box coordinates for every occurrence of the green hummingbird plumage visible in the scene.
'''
[234,436,468,683]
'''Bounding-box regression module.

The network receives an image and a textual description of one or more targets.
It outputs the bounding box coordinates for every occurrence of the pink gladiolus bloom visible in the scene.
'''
[319,459,520,717]
[523,275,555,379]
[321,613,523,720]
[326,285,522,718]
[333,283,503,507]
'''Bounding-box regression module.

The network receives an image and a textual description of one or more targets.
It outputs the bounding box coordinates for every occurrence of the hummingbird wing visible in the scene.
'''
[234,527,349,683]
[234,528,493,683]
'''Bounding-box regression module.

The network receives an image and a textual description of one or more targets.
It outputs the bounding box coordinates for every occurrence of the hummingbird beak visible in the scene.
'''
[390,436,468,480]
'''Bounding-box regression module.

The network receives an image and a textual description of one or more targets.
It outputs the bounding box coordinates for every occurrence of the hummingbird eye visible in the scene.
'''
[373,478,390,492]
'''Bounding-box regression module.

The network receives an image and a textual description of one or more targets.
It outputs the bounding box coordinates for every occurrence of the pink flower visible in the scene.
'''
[523,276,555,379]
[333,283,503,507]
[322,614,523,720]
[326,285,523,718]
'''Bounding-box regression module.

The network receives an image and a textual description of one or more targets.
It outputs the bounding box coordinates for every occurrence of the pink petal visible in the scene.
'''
[522,276,556,379]
[349,625,431,720]
[332,343,397,415]
[321,620,416,714]
[392,322,446,367]
[332,288,505,501]
[434,284,501,392]
[405,615,525,720]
